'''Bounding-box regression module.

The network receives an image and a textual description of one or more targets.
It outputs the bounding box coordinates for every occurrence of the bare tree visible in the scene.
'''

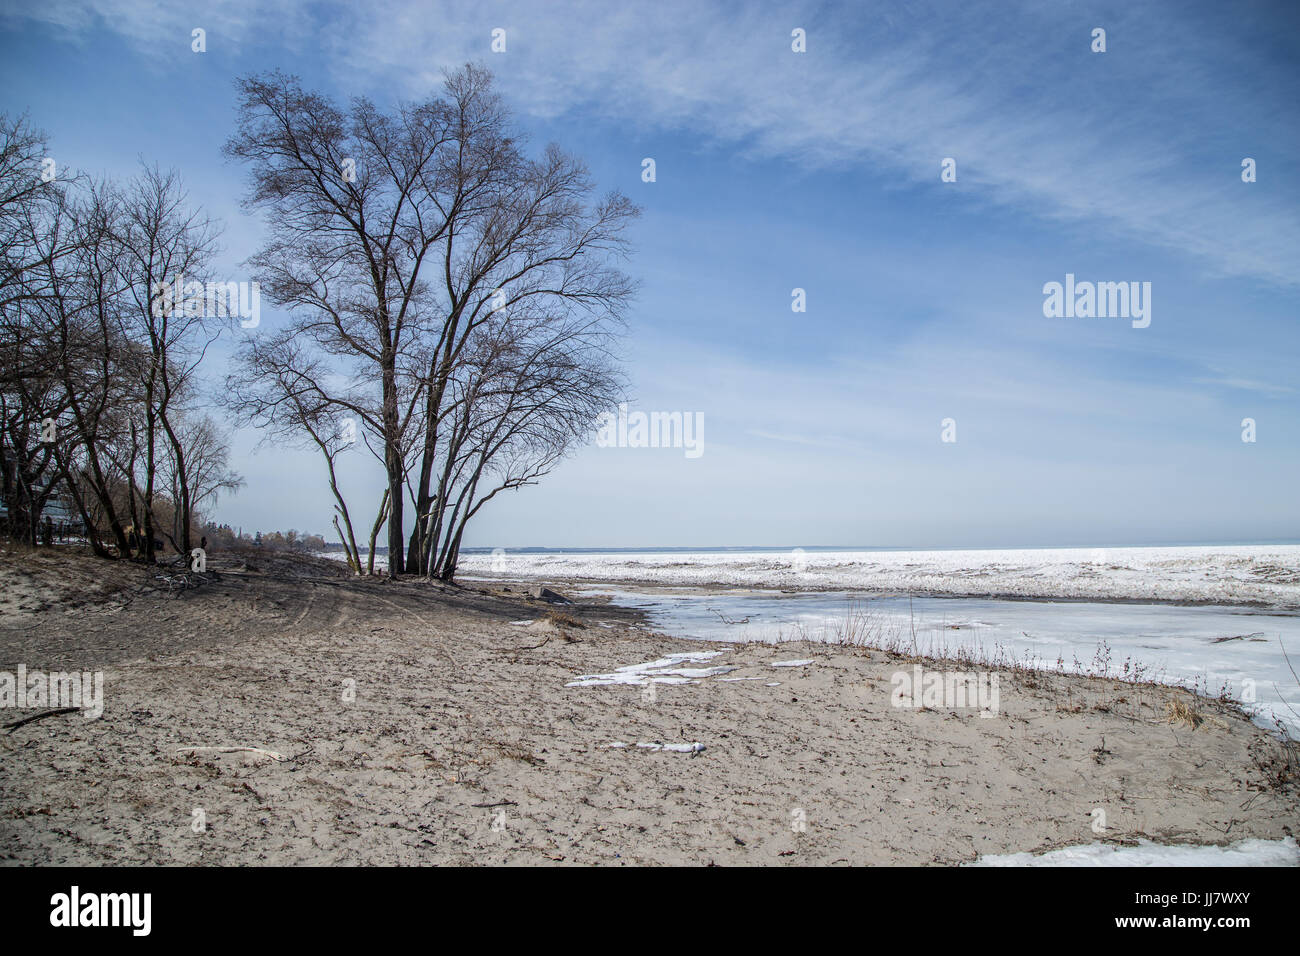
[224,70,466,575]
[226,333,380,574]
[161,412,243,552]
[3,149,230,560]
[3,176,133,553]
[0,113,73,318]
[113,165,221,559]
[422,305,625,579]
[225,65,637,579]
[0,113,83,544]
[403,67,638,574]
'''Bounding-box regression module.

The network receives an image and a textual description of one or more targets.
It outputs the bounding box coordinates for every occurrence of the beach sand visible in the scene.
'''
[1,547,1295,865]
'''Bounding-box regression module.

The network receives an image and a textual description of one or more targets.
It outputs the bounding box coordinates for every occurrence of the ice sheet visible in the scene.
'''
[455,545,1300,607]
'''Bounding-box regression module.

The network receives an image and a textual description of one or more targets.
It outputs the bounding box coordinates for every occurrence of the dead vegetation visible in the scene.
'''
[1166,694,1204,729]
[544,609,585,630]
[1251,729,1300,792]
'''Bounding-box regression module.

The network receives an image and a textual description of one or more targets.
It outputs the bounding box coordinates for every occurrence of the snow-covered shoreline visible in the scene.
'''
[451,545,1300,608]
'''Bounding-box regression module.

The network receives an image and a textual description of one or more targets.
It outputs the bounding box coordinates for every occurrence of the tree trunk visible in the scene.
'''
[367,488,390,576]
[381,357,405,576]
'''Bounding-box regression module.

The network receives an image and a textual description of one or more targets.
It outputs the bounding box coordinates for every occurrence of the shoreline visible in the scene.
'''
[451,543,1300,610]
[466,574,1300,612]
[2,548,1297,866]
[551,577,1300,739]
[312,541,1300,609]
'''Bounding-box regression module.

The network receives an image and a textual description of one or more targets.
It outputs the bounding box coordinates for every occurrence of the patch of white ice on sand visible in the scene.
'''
[600,741,705,754]
[566,651,735,687]
[970,836,1299,867]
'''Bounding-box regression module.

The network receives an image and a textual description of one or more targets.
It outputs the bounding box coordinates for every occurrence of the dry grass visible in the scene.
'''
[778,597,1286,743]
[544,609,585,629]
[1166,695,1204,729]
[1252,726,1300,791]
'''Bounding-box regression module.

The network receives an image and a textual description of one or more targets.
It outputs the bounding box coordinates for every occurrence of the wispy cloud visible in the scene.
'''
[11,0,1297,287]
[745,429,854,448]
[1191,375,1295,397]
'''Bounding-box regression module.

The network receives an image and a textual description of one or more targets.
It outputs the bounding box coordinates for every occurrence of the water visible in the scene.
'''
[578,586,1300,735]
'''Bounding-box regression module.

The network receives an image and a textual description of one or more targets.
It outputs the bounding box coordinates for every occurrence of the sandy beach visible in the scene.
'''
[2,546,1295,866]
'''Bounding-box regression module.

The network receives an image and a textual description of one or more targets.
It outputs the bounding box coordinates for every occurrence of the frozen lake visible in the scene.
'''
[456,544,1300,607]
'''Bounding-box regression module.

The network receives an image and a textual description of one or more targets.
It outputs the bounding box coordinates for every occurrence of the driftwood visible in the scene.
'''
[174,746,286,761]
[4,708,79,733]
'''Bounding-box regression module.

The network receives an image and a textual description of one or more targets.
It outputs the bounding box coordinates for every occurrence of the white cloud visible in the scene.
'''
[13,0,1295,287]
[319,0,1299,288]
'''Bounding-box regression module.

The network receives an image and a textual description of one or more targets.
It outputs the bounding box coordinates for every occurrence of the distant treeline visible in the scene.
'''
[200,523,326,553]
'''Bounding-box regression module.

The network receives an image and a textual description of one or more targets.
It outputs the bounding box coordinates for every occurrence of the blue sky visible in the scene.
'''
[2,0,1297,548]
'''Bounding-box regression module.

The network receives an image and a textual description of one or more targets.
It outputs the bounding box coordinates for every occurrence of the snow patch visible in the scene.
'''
[970,837,1300,867]
[566,651,735,687]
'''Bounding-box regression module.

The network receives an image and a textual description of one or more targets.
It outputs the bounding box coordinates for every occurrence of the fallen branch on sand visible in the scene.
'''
[711,608,750,625]
[4,708,79,733]
[175,746,286,761]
